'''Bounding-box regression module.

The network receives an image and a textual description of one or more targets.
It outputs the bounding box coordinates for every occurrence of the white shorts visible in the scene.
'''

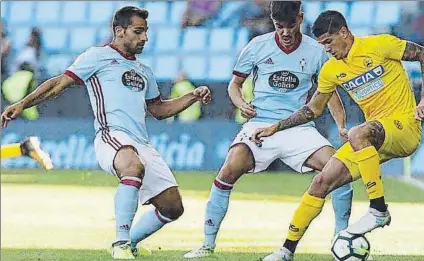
[94,131,178,205]
[231,122,332,173]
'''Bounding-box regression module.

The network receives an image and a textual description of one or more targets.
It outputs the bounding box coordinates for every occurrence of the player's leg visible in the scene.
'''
[260,157,353,261]
[1,137,53,170]
[130,186,183,256]
[304,146,353,235]
[347,117,421,234]
[111,145,145,259]
[184,143,255,258]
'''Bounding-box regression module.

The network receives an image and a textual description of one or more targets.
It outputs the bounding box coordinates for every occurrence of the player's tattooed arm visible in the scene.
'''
[276,91,332,131]
[21,74,75,108]
[402,41,424,119]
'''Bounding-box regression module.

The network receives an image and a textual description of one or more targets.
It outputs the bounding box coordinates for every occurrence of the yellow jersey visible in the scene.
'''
[318,34,416,120]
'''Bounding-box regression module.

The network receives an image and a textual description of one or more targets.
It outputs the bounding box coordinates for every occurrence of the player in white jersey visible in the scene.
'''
[1,6,211,260]
[184,2,353,259]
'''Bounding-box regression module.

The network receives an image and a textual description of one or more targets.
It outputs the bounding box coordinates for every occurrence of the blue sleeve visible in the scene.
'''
[145,67,160,100]
[233,40,255,78]
[65,47,98,84]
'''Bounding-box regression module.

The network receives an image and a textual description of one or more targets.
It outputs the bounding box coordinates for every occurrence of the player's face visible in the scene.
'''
[123,16,149,54]
[317,27,350,60]
[273,13,303,48]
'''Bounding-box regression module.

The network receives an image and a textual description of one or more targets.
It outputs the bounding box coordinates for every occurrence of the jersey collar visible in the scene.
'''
[274,32,302,55]
[108,43,136,60]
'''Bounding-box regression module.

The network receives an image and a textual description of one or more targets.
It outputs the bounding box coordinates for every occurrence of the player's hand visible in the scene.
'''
[338,127,349,144]
[415,101,424,120]
[250,123,280,146]
[1,102,24,128]
[239,103,256,119]
[193,86,211,104]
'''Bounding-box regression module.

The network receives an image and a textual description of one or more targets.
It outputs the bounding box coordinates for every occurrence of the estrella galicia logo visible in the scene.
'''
[340,65,385,91]
[268,70,299,92]
[122,69,145,92]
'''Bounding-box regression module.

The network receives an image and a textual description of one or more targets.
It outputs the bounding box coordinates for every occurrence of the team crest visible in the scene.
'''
[300,58,306,72]
[364,57,373,68]
[122,69,145,92]
[394,120,403,130]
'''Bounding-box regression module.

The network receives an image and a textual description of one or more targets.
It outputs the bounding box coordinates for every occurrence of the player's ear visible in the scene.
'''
[339,27,349,39]
[115,26,125,38]
[298,12,304,24]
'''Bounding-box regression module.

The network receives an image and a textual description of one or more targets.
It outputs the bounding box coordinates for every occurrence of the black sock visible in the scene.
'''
[283,239,299,254]
[370,197,387,212]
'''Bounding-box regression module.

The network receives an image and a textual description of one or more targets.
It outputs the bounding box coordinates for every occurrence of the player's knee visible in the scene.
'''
[161,201,184,220]
[309,173,331,198]
[114,146,145,178]
[217,165,243,184]
[348,126,370,150]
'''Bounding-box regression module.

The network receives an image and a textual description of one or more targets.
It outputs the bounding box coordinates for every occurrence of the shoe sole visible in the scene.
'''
[27,137,53,170]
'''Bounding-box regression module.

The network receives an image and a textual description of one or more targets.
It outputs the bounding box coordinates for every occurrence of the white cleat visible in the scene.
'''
[346,207,391,235]
[131,244,152,257]
[21,137,54,170]
[259,247,293,261]
[108,241,135,260]
[183,245,215,259]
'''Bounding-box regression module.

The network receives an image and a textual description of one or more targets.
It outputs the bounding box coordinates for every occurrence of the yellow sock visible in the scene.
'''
[287,192,325,241]
[1,143,23,159]
[355,146,384,199]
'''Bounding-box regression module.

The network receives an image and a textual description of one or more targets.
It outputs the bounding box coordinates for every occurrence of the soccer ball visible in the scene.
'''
[331,230,371,261]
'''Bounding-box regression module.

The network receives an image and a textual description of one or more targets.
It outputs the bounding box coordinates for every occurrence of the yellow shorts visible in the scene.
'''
[334,115,422,180]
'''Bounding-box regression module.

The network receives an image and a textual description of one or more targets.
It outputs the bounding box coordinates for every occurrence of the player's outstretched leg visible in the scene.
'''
[184,144,254,259]
[130,186,184,257]
[302,146,353,235]
[331,183,353,235]
[109,146,144,260]
[1,137,53,170]
[259,158,352,261]
[345,122,391,235]
[20,137,54,170]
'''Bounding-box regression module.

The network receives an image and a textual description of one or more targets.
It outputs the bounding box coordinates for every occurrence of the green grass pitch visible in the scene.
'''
[2,169,424,261]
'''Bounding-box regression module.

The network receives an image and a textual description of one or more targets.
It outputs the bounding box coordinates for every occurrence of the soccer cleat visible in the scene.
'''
[183,245,215,259]
[108,241,135,260]
[346,207,391,235]
[131,244,152,257]
[258,247,293,261]
[20,137,53,170]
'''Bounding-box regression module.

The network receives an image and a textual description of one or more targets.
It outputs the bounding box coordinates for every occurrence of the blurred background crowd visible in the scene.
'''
[1,1,423,173]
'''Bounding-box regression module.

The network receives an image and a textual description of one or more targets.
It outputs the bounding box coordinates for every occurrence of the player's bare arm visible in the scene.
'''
[251,91,333,144]
[401,41,424,120]
[1,74,76,128]
[228,75,256,119]
[328,91,348,142]
[146,86,211,120]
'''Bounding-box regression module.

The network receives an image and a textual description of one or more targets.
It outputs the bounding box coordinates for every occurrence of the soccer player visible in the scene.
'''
[184,2,353,259]
[1,6,211,260]
[252,10,424,261]
[1,136,53,170]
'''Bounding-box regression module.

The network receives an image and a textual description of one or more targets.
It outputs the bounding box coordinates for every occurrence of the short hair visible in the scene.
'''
[270,1,302,24]
[312,10,348,38]
[112,6,149,35]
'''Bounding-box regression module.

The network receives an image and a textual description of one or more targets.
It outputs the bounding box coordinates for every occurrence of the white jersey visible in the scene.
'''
[233,32,329,125]
[65,44,159,145]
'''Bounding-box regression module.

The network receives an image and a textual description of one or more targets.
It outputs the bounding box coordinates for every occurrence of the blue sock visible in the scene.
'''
[331,183,353,235]
[130,208,172,249]
[203,178,233,248]
[115,176,142,242]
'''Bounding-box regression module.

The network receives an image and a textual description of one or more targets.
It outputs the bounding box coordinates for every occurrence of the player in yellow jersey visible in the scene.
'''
[250,10,424,261]
[2,137,53,170]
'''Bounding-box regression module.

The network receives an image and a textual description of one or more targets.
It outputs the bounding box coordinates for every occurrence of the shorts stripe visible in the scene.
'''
[90,75,122,151]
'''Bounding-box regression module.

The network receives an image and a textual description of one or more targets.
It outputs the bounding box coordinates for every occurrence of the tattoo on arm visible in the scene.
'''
[402,42,424,97]
[277,105,315,131]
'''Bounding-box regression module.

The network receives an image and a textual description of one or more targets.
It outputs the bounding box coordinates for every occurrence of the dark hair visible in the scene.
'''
[312,10,348,38]
[28,27,42,58]
[270,1,302,23]
[112,6,149,35]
